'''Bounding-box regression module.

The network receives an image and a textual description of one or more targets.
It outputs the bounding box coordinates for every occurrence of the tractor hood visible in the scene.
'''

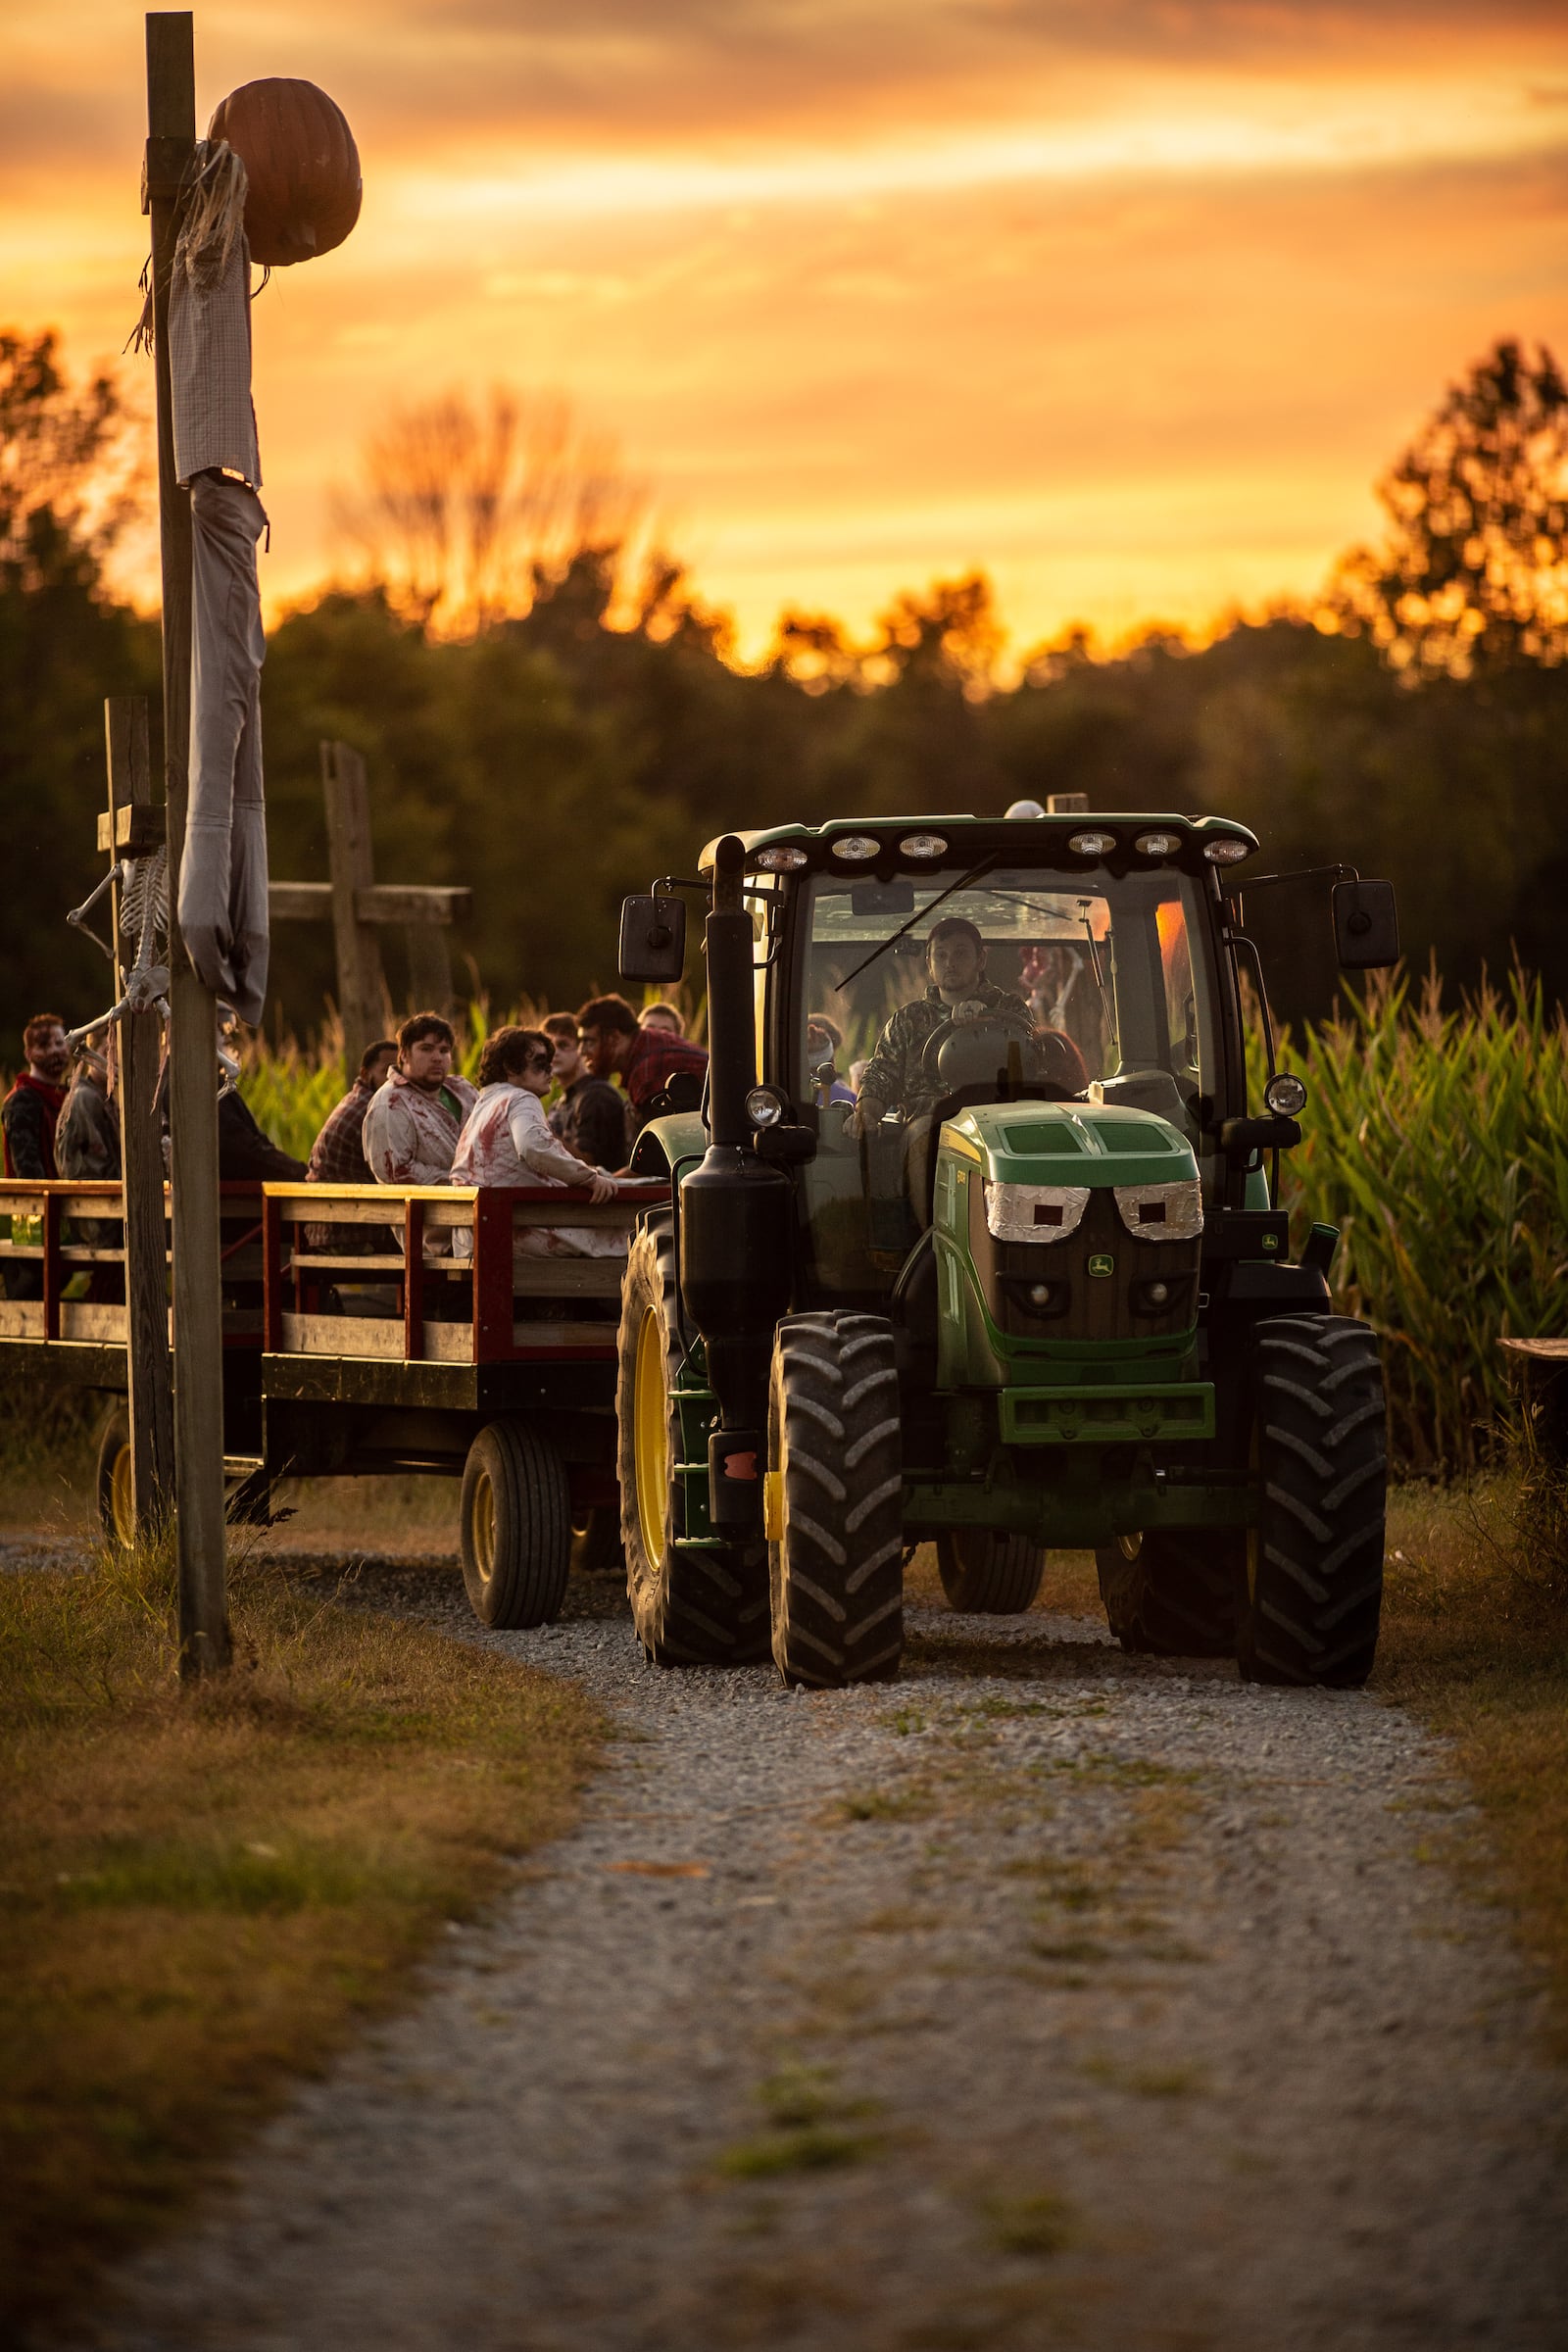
[940,1100,1200,1194]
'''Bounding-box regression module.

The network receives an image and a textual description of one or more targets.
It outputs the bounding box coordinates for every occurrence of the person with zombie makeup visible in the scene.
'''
[55,1032,121,1185]
[542,1012,630,1173]
[2,1013,70,1179]
[362,1011,476,1189]
[452,1025,629,1261]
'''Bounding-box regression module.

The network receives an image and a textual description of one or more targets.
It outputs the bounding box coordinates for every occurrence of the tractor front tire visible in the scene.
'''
[617,1215,770,1666]
[460,1419,572,1629]
[1238,1314,1387,1688]
[936,1529,1046,1614]
[768,1313,905,1688]
[1096,1530,1237,1656]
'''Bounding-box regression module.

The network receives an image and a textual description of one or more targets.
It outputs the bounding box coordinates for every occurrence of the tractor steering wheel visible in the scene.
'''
[920,1003,1046,1097]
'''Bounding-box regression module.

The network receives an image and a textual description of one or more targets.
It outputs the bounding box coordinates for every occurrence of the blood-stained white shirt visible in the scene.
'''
[452,1084,628,1259]
[363,1070,476,1188]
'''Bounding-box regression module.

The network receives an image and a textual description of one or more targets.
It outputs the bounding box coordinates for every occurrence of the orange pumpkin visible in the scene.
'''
[208,78,362,267]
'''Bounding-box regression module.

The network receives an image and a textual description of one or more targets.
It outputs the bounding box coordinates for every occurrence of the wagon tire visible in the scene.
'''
[936,1529,1046,1614]
[94,1402,134,1548]
[617,1214,771,1666]
[1096,1530,1237,1657]
[460,1419,572,1629]
[1237,1314,1387,1688]
[768,1312,905,1688]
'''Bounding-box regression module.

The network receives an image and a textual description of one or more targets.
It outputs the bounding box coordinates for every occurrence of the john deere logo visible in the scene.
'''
[1088,1252,1115,1278]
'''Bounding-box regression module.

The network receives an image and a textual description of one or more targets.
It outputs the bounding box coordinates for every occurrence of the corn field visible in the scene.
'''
[1257,970,1568,1475]
[234,971,1568,1477]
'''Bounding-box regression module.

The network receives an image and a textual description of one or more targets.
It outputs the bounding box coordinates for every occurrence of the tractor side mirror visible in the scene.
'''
[619,894,687,984]
[1332,878,1399,969]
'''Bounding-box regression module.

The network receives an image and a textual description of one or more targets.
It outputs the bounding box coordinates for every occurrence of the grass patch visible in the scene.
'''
[0,1529,601,2342]
[978,2187,1077,2259]
[829,1785,934,1824]
[1375,1480,1568,2051]
[1083,2055,1208,2099]
[715,2064,883,2179]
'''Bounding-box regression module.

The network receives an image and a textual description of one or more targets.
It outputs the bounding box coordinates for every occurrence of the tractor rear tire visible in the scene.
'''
[94,1403,134,1548]
[1238,1313,1387,1688]
[460,1419,572,1629]
[936,1529,1046,1614]
[768,1313,905,1688]
[617,1215,770,1666]
[1096,1530,1237,1656]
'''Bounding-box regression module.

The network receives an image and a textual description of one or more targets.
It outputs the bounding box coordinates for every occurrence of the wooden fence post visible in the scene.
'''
[147,9,230,1673]
[105,695,175,1532]
[321,741,387,1076]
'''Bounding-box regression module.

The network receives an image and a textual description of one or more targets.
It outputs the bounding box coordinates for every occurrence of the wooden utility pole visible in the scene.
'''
[146,10,230,1672]
[269,741,471,1070]
[103,696,175,1532]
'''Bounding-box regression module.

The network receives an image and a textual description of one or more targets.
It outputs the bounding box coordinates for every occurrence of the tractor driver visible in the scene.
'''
[848,917,1032,1137]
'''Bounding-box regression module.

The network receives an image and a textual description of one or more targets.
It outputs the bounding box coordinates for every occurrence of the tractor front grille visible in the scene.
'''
[966,1180,1201,1345]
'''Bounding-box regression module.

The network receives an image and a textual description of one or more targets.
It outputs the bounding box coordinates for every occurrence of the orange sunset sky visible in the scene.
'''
[5,0,1568,658]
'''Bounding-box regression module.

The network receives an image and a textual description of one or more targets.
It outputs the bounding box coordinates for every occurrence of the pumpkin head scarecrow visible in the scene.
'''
[166,79,361,1025]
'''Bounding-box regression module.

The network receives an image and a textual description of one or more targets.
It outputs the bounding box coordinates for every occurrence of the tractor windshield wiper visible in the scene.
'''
[834,853,1000,993]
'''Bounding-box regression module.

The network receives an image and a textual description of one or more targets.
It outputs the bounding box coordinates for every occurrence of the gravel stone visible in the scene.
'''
[78,1555,1568,2352]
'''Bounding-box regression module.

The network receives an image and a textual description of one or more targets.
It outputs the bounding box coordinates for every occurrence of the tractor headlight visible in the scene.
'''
[831,835,881,862]
[1112,1179,1203,1241]
[1263,1071,1308,1116]
[752,844,808,872]
[898,832,949,859]
[1201,837,1252,864]
[746,1086,786,1128]
[984,1181,1091,1242]
[1134,830,1182,858]
[1066,829,1117,858]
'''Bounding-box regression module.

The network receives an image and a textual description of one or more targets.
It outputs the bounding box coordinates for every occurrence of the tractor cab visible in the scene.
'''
[615,810,1398,1692]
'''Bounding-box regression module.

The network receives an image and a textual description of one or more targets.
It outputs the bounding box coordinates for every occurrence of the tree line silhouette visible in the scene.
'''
[3,329,1565,1041]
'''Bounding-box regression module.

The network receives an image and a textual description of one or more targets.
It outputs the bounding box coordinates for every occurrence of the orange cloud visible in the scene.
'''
[4,1,1566,656]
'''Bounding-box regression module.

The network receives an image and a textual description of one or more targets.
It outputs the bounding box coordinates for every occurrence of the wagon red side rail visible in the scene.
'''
[0,1179,267,1356]
[260,1177,668,1370]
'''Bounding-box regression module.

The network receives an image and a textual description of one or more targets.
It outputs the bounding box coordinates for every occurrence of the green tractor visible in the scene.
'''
[614,810,1399,1689]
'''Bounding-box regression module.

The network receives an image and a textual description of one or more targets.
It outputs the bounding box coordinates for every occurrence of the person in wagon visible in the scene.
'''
[2,1012,71,1179]
[451,1026,630,1261]
[363,1011,475,1189]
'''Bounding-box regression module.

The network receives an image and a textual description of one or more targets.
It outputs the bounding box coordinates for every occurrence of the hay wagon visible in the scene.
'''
[0,1173,664,1624]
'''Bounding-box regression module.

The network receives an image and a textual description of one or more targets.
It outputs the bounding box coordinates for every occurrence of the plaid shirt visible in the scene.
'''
[307,1079,378,1188]
[170,221,261,488]
[620,1028,709,1131]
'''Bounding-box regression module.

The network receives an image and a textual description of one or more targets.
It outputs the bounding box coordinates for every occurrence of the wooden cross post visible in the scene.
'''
[146,10,230,1673]
[102,697,175,1531]
[269,740,472,1073]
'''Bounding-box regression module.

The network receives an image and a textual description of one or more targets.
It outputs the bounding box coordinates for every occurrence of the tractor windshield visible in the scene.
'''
[791,863,1223,1297]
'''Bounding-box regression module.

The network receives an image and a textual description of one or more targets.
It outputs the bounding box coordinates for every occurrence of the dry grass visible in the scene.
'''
[0,1529,602,2343]
[1375,1480,1568,2049]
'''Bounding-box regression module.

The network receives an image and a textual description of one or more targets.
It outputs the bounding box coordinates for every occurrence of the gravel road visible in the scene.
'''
[86,1555,1568,2352]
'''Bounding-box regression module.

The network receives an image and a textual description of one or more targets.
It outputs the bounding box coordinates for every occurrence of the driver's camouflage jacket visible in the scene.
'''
[858,980,1033,1118]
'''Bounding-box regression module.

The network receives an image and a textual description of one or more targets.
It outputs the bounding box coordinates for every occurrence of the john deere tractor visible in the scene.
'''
[614,811,1399,1689]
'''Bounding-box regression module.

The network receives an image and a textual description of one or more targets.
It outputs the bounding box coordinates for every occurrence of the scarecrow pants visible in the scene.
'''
[178,470,270,1025]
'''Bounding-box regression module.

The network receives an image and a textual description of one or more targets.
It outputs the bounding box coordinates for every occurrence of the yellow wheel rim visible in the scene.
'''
[468,1467,497,1590]
[109,1442,135,1547]
[634,1306,670,1573]
[1116,1532,1142,1563]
